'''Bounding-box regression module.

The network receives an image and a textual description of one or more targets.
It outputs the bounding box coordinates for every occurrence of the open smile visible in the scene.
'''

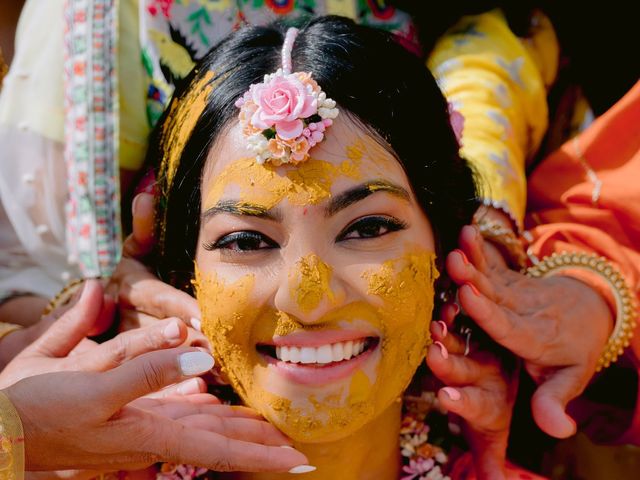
[256,334,380,385]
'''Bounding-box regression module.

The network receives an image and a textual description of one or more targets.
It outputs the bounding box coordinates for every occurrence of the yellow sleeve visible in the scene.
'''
[0,391,24,480]
[428,9,559,229]
[118,0,151,172]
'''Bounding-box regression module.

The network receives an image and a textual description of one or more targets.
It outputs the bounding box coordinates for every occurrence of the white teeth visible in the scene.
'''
[316,344,333,364]
[300,347,316,364]
[275,339,371,364]
[331,342,345,362]
[343,341,354,359]
[289,346,301,363]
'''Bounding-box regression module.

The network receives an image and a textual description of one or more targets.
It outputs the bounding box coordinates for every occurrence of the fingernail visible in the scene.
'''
[132,194,142,216]
[465,283,481,296]
[190,317,202,332]
[176,378,202,395]
[454,249,470,265]
[289,465,317,474]
[436,321,448,337]
[434,341,449,359]
[441,387,461,401]
[179,351,215,376]
[163,320,182,340]
[452,303,460,316]
[448,422,462,435]
[280,445,295,450]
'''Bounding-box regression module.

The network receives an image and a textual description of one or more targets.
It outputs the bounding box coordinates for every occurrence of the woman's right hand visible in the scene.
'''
[4,348,310,473]
[0,280,193,388]
[108,192,205,339]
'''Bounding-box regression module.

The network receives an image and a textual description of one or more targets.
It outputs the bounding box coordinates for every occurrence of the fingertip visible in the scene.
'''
[532,394,577,438]
[460,224,480,247]
[436,320,448,337]
[190,317,202,332]
[163,318,188,343]
[176,377,207,396]
[179,350,215,376]
[87,293,117,336]
[434,341,449,359]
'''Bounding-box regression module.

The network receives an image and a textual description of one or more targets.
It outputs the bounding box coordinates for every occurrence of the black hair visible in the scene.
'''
[148,15,478,294]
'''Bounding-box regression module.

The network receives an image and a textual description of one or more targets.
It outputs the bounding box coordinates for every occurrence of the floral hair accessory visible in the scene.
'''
[234,27,339,165]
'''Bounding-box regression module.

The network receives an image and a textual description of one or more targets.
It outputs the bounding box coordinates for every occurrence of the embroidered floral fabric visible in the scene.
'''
[140,0,420,128]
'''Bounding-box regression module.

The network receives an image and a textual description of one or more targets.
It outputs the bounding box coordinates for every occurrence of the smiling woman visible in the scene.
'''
[148,15,482,480]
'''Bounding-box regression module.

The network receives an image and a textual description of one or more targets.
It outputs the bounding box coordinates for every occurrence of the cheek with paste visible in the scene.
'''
[194,251,438,443]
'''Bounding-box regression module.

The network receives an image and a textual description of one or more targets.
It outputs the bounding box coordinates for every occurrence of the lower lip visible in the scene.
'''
[262,346,376,386]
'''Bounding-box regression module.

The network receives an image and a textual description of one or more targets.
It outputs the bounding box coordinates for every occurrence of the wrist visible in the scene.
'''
[526,252,636,371]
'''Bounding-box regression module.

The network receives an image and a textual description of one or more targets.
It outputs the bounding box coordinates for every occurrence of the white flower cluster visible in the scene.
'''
[317,91,339,120]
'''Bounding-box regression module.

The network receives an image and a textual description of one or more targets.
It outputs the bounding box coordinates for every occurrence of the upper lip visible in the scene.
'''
[260,329,378,348]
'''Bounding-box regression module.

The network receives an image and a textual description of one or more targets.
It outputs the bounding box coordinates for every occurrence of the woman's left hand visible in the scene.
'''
[427,321,518,480]
[446,225,613,439]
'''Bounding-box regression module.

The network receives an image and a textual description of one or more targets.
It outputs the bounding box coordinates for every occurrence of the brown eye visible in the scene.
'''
[337,216,407,241]
[203,231,278,252]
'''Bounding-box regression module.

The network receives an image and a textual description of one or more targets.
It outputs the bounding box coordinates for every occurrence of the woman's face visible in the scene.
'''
[195,115,438,442]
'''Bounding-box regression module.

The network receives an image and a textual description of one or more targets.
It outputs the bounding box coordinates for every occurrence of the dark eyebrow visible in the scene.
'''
[202,200,281,222]
[325,180,410,217]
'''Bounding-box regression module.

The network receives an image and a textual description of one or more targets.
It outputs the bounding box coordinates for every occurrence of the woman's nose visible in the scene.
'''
[273,252,346,324]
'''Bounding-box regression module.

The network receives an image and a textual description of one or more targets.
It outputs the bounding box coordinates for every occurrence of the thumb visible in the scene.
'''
[531,367,584,438]
[31,280,105,357]
[123,193,155,258]
[101,348,214,407]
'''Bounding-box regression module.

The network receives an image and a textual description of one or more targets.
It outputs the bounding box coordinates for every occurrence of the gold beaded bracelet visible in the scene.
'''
[526,252,637,371]
[42,279,85,317]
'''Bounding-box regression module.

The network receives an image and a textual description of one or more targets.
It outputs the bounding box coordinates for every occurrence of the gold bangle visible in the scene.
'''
[0,391,25,480]
[477,220,528,270]
[42,279,85,317]
[526,252,637,371]
[0,323,22,342]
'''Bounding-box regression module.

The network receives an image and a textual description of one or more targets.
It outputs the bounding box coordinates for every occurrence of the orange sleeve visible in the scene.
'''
[525,80,640,444]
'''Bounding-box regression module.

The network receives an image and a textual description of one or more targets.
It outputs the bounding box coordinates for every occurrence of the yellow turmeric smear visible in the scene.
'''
[357,250,439,412]
[193,265,258,403]
[159,70,215,191]
[203,155,360,211]
[290,253,335,313]
[202,136,397,212]
[194,250,438,445]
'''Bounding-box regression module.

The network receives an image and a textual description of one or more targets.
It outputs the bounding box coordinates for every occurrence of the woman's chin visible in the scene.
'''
[269,411,373,444]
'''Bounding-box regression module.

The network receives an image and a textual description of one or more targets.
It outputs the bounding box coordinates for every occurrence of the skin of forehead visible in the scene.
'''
[200,115,408,212]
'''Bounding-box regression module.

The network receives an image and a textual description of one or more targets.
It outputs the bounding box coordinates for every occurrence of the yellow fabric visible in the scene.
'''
[0,391,24,480]
[326,0,358,20]
[428,9,559,229]
[118,0,151,171]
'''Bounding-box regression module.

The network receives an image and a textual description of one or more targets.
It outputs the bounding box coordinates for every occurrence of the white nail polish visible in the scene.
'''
[190,317,202,332]
[288,465,316,474]
[179,351,214,376]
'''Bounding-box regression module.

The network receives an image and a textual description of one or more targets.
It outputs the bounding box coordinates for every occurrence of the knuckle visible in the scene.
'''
[107,336,132,367]
[140,359,167,392]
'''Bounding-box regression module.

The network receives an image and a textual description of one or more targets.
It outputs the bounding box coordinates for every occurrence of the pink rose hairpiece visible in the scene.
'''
[234,27,339,165]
